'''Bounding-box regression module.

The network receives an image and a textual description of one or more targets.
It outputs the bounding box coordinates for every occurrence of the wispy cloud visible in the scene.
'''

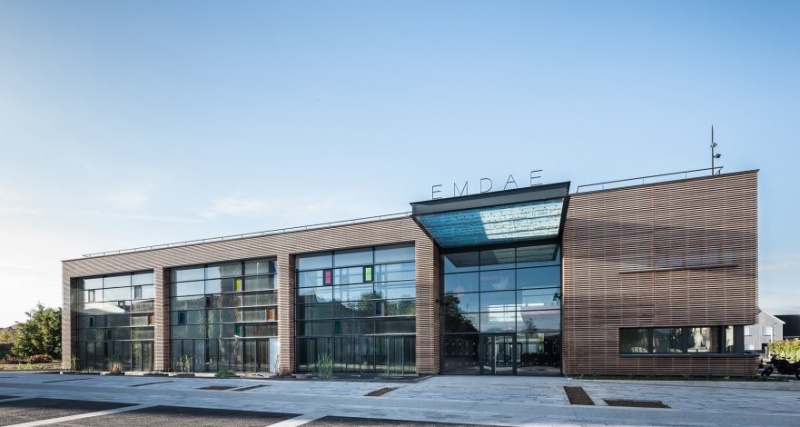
[761,254,800,272]
[109,191,149,209]
[200,196,273,219]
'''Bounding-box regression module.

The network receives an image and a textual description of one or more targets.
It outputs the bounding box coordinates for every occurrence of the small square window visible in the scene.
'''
[147,315,154,325]
[235,278,243,292]
[133,286,142,300]
[267,308,276,321]
[363,266,374,283]
[88,317,95,328]
[177,311,187,325]
[323,269,333,286]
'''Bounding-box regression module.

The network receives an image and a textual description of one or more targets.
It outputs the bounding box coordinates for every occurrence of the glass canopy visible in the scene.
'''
[415,199,564,248]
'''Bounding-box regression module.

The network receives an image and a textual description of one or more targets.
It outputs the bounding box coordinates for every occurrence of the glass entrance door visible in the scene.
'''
[479,334,516,375]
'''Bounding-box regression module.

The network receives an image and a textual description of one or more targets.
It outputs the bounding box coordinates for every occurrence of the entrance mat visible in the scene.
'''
[55,405,298,427]
[0,398,133,426]
[564,386,594,405]
[604,399,670,409]
[306,416,503,427]
[198,385,236,391]
[365,387,397,397]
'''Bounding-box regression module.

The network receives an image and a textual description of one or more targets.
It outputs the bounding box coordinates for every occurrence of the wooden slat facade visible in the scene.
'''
[562,171,759,376]
[62,216,440,374]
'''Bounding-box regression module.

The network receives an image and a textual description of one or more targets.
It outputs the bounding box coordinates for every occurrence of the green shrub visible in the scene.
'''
[215,369,236,377]
[315,353,334,380]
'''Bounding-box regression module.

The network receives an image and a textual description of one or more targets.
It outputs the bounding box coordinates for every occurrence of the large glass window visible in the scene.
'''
[170,258,277,373]
[620,326,735,354]
[75,271,155,371]
[295,244,416,375]
[442,244,562,375]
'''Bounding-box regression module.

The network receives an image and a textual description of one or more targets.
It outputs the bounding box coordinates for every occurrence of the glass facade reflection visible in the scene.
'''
[442,244,561,375]
[170,259,277,372]
[75,272,155,371]
[295,244,416,374]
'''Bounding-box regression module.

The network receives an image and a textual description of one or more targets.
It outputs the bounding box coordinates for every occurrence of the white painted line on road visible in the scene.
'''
[268,413,325,427]
[5,403,155,427]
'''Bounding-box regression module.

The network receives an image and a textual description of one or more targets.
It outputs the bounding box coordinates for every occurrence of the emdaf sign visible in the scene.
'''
[431,170,543,200]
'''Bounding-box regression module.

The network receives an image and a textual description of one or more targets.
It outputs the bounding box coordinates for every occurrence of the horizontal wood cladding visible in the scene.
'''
[62,216,436,374]
[562,171,758,376]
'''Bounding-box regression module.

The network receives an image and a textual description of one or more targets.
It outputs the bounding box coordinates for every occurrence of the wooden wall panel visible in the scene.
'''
[62,216,437,374]
[563,171,758,377]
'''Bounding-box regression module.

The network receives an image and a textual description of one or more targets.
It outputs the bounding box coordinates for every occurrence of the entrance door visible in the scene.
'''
[479,334,516,375]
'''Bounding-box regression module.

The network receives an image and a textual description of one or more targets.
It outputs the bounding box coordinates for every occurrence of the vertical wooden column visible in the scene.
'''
[276,252,294,374]
[153,267,171,371]
[415,234,440,374]
[61,272,76,370]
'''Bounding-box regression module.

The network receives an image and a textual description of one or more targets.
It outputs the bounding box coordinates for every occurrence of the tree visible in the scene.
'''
[12,303,61,359]
[0,328,16,344]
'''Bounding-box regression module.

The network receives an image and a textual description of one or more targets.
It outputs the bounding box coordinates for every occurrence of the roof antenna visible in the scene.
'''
[711,126,722,175]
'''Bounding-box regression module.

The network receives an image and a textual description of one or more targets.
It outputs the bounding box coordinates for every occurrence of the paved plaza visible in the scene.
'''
[0,372,797,426]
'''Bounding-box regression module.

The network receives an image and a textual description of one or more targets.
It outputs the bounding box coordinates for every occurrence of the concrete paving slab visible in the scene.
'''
[0,398,132,426]
[49,405,298,427]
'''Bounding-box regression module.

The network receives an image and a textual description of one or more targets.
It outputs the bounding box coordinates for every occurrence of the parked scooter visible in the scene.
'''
[760,355,800,379]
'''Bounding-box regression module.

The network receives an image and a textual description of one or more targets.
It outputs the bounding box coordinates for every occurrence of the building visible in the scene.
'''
[776,315,800,340]
[744,310,784,355]
[61,169,759,377]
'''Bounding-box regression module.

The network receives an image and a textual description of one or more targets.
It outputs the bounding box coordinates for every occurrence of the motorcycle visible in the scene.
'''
[760,355,800,379]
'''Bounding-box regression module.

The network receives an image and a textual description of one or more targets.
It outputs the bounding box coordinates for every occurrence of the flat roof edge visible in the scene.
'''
[64,212,413,262]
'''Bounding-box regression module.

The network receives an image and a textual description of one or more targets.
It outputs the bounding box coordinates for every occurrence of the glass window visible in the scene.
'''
[298,286,332,303]
[298,271,323,287]
[653,328,683,353]
[172,267,204,282]
[103,286,131,302]
[333,284,375,302]
[245,259,276,275]
[206,262,242,279]
[479,248,516,270]
[516,266,561,289]
[374,262,415,282]
[132,272,154,285]
[374,245,415,264]
[171,296,206,310]
[297,253,332,271]
[480,270,515,292]
[376,282,416,300]
[443,252,479,273]
[334,267,364,285]
[620,329,650,354]
[205,279,222,294]
[104,274,131,288]
[334,248,373,267]
[173,280,204,297]
[688,327,718,353]
[81,278,103,290]
[245,275,274,291]
[480,290,516,313]
[517,288,561,310]
[516,245,560,267]
[444,272,479,294]
[444,292,479,314]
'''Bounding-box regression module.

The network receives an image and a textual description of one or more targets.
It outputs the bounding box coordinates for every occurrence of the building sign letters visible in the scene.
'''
[431,170,543,200]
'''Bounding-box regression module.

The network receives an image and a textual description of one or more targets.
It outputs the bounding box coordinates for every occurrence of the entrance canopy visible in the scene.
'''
[411,182,570,248]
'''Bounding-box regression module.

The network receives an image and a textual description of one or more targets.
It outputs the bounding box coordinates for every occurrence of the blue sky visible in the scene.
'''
[0,1,797,326]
